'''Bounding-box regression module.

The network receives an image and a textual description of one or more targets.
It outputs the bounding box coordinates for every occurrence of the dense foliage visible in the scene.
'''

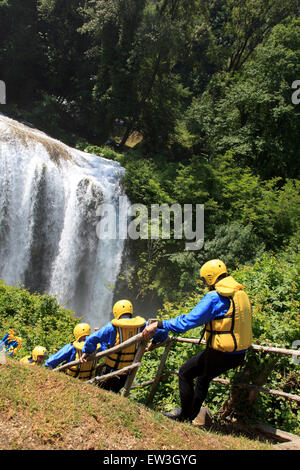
[0,280,79,359]
[1,0,299,164]
[115,149,299,304]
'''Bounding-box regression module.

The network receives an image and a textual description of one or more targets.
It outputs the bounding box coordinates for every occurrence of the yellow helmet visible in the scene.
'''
[32,346,47,362]
[73,323,91,342]
[200,259,228,286]
[113,299,133,320]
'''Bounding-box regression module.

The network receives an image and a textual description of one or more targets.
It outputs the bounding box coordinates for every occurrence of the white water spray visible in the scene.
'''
[0,114,128,328]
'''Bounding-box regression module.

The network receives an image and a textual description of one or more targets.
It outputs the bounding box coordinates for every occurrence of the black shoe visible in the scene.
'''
[163,408,190,422]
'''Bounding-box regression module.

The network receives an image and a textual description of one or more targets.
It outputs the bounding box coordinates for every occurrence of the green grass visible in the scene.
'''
[0,358,275,451]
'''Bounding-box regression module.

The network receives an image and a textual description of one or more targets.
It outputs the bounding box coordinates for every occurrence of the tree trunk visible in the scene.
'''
[219,357,279,420]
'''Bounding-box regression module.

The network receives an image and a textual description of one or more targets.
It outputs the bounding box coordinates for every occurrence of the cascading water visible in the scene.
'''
[0,114,129,328]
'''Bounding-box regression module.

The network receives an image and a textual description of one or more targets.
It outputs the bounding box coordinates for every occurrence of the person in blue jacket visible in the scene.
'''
[45,322,102,380]
[142,259,252,423]
[79,299,165,393]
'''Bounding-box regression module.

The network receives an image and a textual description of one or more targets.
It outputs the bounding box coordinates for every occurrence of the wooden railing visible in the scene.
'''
[54,333,300,405]
[54,332,146,397]
[144,337,300,406]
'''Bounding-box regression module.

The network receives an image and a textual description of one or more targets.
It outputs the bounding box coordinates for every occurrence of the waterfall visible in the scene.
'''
[0,114,129,328]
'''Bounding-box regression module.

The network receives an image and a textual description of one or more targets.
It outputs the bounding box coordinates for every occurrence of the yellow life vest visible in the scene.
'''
[65,341,98,380]
[20,355,36,365]
[105,316,146,370]
[204,276,253,352]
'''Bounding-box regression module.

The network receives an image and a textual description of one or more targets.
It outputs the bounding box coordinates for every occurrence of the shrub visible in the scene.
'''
[0,280,79,359]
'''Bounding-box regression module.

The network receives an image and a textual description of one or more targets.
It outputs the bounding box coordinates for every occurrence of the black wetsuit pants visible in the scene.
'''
[178,347,245,421]
[98,367,128,393]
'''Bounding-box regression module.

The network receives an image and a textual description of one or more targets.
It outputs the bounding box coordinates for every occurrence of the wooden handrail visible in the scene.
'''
[53,332,144,372]
[162,370,300,403]
[53,333,300,374]
[172,336,300,357]
[52,330,300,405]
[143,336,300,405]
[86,362,141,385]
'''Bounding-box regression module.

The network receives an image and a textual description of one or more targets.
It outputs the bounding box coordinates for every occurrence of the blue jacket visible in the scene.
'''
[45,340,105,369]
[45,343,77,369]
[160,291,246,354]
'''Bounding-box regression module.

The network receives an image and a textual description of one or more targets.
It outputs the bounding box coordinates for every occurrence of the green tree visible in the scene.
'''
[0,280,79,359]
[79,0,196,149]
[79,0,147,143]
[182,17,300,178]
[37,0,97,142]
[198,0,299,74]
[0,0,44,105]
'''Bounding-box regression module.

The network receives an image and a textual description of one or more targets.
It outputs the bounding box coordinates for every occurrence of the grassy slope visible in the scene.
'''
[0,359,274,451]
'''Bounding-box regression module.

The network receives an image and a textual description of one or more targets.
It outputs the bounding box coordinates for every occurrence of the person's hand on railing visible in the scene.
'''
[79,352,88,363]
[142,321,158,342]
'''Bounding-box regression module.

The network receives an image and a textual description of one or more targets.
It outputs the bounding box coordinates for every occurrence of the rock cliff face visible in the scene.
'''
[0,114,129,328]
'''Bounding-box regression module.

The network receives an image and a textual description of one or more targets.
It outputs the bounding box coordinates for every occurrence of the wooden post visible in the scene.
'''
[130,378,156,389]
[121,339,147,397]
[146,341,173,405]
[86,362,141,385]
